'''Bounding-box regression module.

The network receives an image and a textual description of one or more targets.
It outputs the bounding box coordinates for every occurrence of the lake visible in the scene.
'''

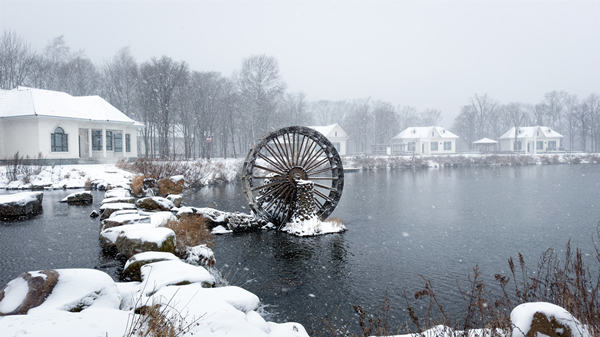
[1,164,599,333]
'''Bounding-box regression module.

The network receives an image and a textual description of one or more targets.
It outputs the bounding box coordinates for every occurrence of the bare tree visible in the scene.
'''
[280,92,311,126]
[420,108,442,126]
[310,100,348,125]
[469,93,499,142]
[139,56,189,157]
[543,91,568,132]
[397,105,420,130]
[235,54,286,142]
[372,100,398,145]
[530,102,547,126]
[505,102,529,152]
[99,47,140,120]
[563,94,579,150]
[452,105,477,149]
[343,98,372,153]
[0,30,37,89]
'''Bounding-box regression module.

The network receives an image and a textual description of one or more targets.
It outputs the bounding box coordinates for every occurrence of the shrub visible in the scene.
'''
[131,175,144,196]
[164,214,214,259]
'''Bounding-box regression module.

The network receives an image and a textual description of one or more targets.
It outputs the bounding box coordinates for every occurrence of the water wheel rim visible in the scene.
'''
[241,126,344,226]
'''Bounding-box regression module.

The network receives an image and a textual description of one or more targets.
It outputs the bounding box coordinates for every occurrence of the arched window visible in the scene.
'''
[51,127,68,152]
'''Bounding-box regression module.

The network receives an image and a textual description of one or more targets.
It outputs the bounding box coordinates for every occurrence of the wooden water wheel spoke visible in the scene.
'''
[251,180,285,192]
[253,164,284,176]
[273,137,293,169]
[264,144,289,171]
[301,147,325,172]
[308,166,335,176]
[305,157,330,174]
[242,126,345,225]
[257,152,287,174]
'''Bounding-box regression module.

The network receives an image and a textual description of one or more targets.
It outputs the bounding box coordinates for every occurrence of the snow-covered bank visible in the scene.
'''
[343,152,600,170]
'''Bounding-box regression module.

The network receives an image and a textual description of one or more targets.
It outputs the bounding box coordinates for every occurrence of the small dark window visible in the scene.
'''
[114,133,123,152]
[126,134,131,152]
[92,130,102,151]
[51,127,68,152]
[106,131,113,151]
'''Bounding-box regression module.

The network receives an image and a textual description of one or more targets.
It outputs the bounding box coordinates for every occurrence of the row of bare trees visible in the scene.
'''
[4,30,597,156]
[452,92,600,152]
[0,30,446,157]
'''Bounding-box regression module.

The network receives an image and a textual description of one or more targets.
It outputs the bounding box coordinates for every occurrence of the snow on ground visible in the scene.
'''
[280,217,346,236]
[0,267,308,337]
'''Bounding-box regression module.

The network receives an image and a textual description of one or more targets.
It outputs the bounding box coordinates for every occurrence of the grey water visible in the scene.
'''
[1,165,599,333]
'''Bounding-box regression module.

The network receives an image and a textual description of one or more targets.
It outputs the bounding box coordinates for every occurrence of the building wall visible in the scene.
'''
[1,117,41,159]
[1,117,139,162]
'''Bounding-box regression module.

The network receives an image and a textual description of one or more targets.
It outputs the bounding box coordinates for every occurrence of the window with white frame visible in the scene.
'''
[51,127,68,152]
[431,142,438,151]
[114,133,123,152]
[514,141,522,150]
[92,130,102,150]
[536,141,543,150]
[548,140,556,150]
[106,131,113,151]
[444,141,451,150]
[126,134,131,152]
[408,142,415,152]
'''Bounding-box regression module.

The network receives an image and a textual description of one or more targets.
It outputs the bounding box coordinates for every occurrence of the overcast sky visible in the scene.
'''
[1,0,599,127]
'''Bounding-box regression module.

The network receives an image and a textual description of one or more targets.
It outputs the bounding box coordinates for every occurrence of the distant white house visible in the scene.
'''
[0,87,143,164]
[308,124,349,156]
[392,126,459,155]
[498,126,563,154]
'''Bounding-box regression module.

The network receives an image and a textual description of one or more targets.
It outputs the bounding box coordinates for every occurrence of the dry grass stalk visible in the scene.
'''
[131,175,144,196]
[164,214,214,259]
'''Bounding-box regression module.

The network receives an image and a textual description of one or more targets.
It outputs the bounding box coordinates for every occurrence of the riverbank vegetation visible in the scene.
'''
[314,230,600,337]
[343,152,600,170]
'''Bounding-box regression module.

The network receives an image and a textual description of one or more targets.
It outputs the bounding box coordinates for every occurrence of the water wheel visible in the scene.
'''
[241,126,344,226]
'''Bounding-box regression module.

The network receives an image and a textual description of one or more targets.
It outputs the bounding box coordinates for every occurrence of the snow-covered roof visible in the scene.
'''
[308,124,349,139]
[393,126,459,140]
[0,87,141,126]
[499,126,563,139]
[473,138,498,144]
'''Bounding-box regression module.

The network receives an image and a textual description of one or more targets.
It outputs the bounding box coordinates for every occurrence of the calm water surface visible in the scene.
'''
[1,165,599,333]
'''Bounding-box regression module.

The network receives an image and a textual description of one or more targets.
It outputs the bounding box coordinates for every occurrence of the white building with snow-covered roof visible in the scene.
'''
[392,126,459,155]
[0,87,144,164]
[498,126,563,154]
[308,124,349,156]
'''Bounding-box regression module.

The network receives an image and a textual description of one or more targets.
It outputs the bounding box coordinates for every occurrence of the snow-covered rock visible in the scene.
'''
[166,193,183,207]
[281,217,346,236]
[185,244,216,267]
[122,251,180,282]
[115,227,176,258]
[139,259,215,295]
[0,192,43,218]
[99,223,158,250]
[135,196,175,211]
[102,212,149,230]
[100,196,135,204]
[99,202,137,220]
[103,188,131,199]
[157,175,184,196]
[0,270,59,315]
[60,191,93,205]
[511,302,590,337]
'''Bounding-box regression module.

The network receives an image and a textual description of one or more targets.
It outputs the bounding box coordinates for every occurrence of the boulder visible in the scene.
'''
[104,188,131,199]
[166,194,183,207]
[99,202,137,220]
[115,227,176,258]
[122,252,180,281]
[142,178,159,196]
[60,191,93,205]
[89,210,99,218]
[99,223,157,251]
[102,213,150,230]
[139,259,215,295]
[101,197,135,205]
[158,175,184,196]
[135,197,174,211]
[511,302,589,337]
[0,270,59,315]
[185,244,216,267]
[0,192,43,219]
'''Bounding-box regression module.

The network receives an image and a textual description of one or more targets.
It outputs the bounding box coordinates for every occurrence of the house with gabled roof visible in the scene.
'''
[0,87,144,164]
[498,126,563,154]
[392,126,459,155]
[308,124,349,156]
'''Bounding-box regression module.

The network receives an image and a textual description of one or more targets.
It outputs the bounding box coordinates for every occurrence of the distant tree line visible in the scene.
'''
[1,30,598,156]
[452,92,600,152]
